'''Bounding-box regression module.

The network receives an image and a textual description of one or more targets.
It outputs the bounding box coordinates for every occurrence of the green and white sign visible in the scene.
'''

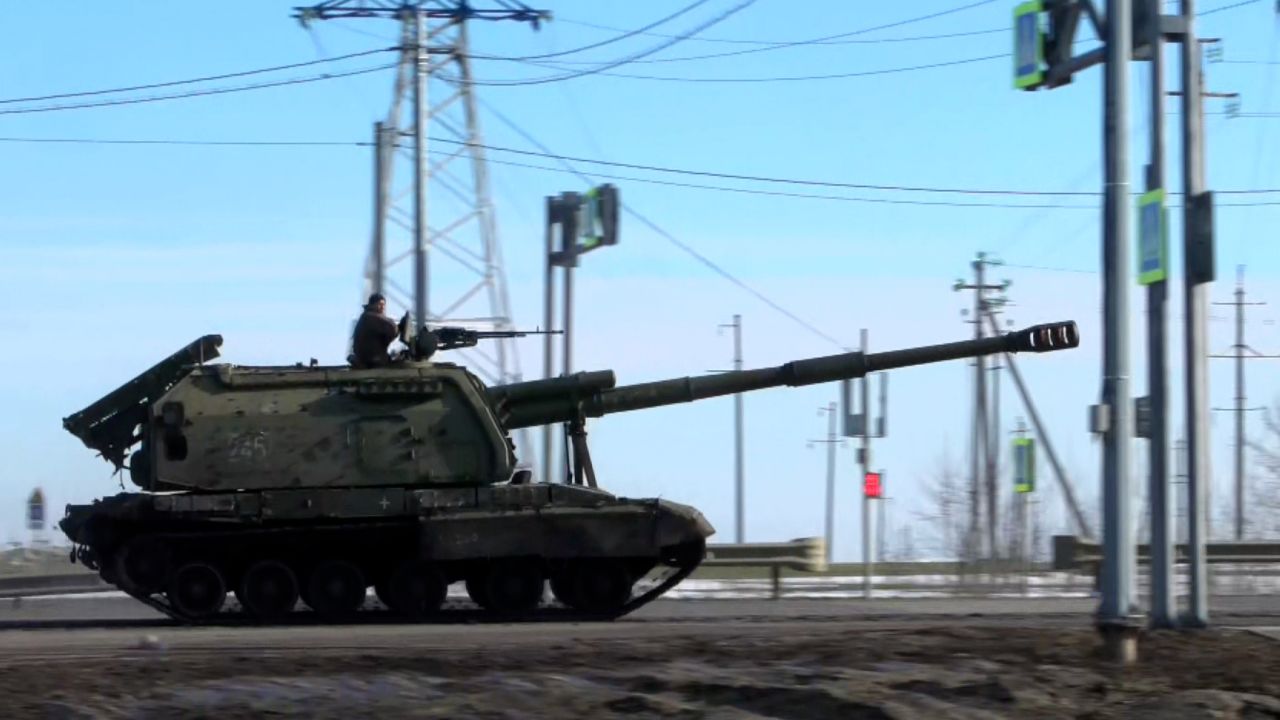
[1014,1,1044,90]
[1013,437,1036,494]
[1137,188,1168,285]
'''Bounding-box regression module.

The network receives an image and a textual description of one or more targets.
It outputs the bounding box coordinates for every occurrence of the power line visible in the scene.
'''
[548,0,1247,50]
[450,0,759,87]
[1200,0,1262,16]
[502,0,715,60]
[0,47,396,105]
[478,98,847,349]
[0,63,396,116]
[438,137,1097,196]
[422,137,1280,197]
[0,137,370,147]
[545,28,1007,63]
[0,136,1098,208]
[474,154,1099,209]
[1003,261,1098,274]
[7,134,1280,203]
[478,51,1005,85]
[523,1,997,67]
[552,1,995,47]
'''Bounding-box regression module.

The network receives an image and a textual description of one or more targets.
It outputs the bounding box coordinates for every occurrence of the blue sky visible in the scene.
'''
[2,1,1279,560]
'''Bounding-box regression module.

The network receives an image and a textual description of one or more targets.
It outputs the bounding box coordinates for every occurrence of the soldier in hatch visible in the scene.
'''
[350,293,400,368]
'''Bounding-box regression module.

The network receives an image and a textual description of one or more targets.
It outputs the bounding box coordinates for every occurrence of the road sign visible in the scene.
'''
[1013,438,1036,493]
[1137,188,1168,285]
[26,488,45,531]
[1014,1,1045,90]
[577,183,619,250]
[864,471,882,499]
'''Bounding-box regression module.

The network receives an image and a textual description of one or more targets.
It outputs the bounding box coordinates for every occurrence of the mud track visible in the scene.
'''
[5,617,1279,719]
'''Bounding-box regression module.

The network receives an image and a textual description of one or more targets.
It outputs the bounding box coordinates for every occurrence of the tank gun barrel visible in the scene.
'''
[498,321,1078,429]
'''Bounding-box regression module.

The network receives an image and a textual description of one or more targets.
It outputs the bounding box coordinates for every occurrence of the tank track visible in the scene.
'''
[84,522,704,626]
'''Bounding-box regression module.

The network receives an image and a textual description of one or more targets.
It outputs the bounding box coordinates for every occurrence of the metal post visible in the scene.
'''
[974,259,987,559]
[989,353,1001,558]
[561,249,574,484]
[825,400,836,564]
[877,494,886,560]
[372,121,386,296]
[542,196,556,484]
[1181,0,1211,628]
[860,328,873,599]
[734,315,745,544]
[411,11,429,329]
[1145,0,1176,630]
[984,310,1094,540]
[1235,269,1244,539]
[1098,0,1138,660]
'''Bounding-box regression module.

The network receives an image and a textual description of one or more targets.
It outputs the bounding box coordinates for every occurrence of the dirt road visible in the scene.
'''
[2,605,1278,718]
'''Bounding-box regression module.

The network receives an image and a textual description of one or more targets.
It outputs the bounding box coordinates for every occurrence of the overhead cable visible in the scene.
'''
[0,63,396,115]
[0,47,396,105]
[480,99,848,349]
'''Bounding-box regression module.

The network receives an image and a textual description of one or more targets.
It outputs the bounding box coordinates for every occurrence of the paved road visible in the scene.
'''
[0,594,1275,660]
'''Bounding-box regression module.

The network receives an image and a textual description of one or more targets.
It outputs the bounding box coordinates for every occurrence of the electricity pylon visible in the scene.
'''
[295,1,549,467]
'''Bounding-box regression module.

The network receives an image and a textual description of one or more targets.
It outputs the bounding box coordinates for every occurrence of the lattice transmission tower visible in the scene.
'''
[295,0,548,467]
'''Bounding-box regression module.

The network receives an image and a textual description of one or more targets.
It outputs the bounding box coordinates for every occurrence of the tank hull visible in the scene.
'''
[60,483,712,624]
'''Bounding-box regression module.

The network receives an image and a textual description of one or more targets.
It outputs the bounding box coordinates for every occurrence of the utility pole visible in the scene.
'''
[1175,436,1189,544]
[1139,0,1175,630]
[722,315,746,544]
[295,1,548,468]
[878,494,887,560]
[860,329,873,594]
[982,310,1094,540]
[988,295,1012,557]
[840,331,886,596]
[1211,265,1279,540]
[1011,417,1032,589]
[543,186,621,483]
[809,402,843,564]
[1179,0,1215,630]
[1098,0,1137,655]
[1014,0,1230,656]
[954,253,1009,560]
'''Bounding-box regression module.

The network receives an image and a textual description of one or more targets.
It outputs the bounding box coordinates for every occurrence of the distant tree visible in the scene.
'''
[915,446,967,560]
[1246,398,1280,538]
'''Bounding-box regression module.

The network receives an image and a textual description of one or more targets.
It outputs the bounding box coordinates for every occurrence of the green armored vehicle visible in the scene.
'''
[58,319,1079,624]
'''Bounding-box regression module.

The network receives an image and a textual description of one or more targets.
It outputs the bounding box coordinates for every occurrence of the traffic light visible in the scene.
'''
[864,471,882,499]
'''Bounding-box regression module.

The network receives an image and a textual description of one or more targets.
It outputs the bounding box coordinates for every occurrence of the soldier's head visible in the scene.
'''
[366,293,386,314]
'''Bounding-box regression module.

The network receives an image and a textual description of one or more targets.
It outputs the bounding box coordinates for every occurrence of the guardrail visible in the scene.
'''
[0,572,110,599]
[702,537,827,598]
[1052,534,1280,574]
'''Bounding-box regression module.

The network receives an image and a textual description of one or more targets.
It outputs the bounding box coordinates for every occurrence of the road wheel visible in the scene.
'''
[306,560,366,617]
[549,571,579,608]
[373,579,392,609]
[481,559,543,615]
[570,560,632,614]
[115,537,170,595]
[386,560,447,618]
[465,575,490,610]
[240,560,299,620]
[167,562,226,618]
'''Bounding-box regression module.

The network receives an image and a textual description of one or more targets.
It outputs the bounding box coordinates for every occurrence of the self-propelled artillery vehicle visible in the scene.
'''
[59,318,1079,624]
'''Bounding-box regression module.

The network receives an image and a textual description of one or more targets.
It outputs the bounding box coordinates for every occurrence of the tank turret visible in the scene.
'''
[55,319,1079,625]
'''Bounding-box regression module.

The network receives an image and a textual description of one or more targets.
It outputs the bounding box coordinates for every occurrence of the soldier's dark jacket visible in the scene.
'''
[351,310,398,368]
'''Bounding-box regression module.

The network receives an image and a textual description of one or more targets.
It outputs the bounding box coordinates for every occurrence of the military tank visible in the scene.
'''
[58,318,1079,624]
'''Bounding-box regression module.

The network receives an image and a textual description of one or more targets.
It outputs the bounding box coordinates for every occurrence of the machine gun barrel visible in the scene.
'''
[498,321,1077,429]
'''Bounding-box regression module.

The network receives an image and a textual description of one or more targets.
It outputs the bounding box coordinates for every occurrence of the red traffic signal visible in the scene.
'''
[864,472,882,498]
